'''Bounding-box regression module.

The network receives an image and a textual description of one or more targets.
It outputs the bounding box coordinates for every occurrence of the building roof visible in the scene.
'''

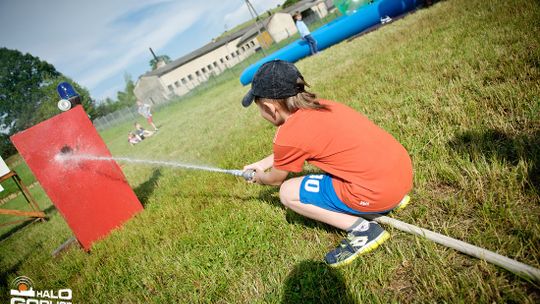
[282,0,324,14]
[141,0,325,78]
[236,17,272,47]
[142,26,252,77]
[236,0,325,46]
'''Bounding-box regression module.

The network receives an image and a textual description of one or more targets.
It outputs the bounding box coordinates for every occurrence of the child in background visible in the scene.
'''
[136,100,159,131]
[241,60,413,267]
[134,122,154,139]
[293,12,318,55]
[128,132,142,146]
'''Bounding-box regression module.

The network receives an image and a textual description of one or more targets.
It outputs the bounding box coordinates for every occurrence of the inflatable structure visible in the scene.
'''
[240,0,420,85]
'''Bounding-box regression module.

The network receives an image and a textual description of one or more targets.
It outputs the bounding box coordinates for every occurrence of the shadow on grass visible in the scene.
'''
[134,169,162,208]
[256,186,341,235]
[281,260,358,304]
[448,128,540,190]
[0,255,26,300]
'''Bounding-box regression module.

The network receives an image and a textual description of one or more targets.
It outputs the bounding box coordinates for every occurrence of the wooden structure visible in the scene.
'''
[0,171,46,227]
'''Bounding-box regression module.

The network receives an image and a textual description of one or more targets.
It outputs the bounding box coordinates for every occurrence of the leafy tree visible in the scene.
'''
[0,48,60,134]
[0,47,94,158]
[282,0,301,9]
[33,75,95,124]
[93,97,116,118]
[116,73,137,108]
[91,73,137,119]
[0,134,14,158]
[149,55,171,70]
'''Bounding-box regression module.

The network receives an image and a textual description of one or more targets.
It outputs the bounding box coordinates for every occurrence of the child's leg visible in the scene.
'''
[279,177,359,230]
[279,174,390,267]
[147,116,158,130]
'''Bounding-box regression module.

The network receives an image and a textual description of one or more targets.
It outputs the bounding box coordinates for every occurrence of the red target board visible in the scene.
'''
[11,106,143,250]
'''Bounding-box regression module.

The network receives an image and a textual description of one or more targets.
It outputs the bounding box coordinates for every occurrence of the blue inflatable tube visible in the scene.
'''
[239,0,420,85]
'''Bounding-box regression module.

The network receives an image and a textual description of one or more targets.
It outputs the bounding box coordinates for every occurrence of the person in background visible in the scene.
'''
[134,122,154,139]
[128,132,142,146]
[136,100,159,131]
[294,12,318,55]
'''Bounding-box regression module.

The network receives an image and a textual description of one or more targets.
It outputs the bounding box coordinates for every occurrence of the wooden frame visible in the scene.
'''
[0,171,46,227]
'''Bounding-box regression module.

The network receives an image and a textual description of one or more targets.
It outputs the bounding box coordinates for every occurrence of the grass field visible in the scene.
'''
[0,155,36,200]
[1,0,539,302]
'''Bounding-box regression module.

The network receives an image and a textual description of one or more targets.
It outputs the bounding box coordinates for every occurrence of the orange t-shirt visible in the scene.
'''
[273,99,413,212]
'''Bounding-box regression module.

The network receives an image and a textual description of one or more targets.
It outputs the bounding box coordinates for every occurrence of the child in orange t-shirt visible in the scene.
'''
[242,60,413,267]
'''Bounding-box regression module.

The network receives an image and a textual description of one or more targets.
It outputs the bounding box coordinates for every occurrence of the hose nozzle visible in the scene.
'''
[241,169,255,181]
[228,169,256,181]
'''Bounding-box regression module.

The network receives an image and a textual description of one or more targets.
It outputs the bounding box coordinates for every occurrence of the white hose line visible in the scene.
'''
[363,214,540,282]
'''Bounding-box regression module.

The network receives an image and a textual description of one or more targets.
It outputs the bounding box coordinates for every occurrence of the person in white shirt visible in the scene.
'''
[294,12,318,55]
[136,101,158,131]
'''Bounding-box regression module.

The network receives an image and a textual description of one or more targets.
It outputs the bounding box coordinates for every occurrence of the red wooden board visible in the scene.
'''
[11,106,143,250]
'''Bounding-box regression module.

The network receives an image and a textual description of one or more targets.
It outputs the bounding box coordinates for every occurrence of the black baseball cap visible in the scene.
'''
[242,59,303,107]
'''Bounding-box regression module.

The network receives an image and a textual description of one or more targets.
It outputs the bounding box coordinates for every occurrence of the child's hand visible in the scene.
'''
[243,164,264,184]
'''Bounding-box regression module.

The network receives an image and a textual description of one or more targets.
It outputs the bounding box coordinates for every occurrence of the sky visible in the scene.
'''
[0,0,284,102]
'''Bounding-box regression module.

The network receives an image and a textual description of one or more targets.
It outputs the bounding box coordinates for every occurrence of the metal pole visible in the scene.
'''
[364,214,540,282]
[149,47,159,61]
[245,0,268,55]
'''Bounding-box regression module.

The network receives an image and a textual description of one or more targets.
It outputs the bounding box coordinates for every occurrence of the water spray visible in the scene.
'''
[55,147,255,181]
[52,147,540,281]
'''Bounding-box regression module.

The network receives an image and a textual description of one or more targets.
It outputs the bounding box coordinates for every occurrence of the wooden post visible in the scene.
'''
[51,236,80,257]
[0,171,47,227]
[12,173,41,211]
[0,209,45,218]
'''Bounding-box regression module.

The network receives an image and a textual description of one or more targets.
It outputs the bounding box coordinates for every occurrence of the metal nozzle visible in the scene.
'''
[228,169,256,181]
[241,169,255,181]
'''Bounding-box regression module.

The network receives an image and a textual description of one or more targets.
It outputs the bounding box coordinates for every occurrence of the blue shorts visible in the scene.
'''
[299,174,395,215]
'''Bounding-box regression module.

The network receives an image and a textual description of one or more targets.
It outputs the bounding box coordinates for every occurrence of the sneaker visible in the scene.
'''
[325,221,390,267]
[381,16,392,24]
[394,195,411,212]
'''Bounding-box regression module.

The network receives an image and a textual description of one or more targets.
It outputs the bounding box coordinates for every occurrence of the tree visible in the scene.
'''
[282,0,300,9]
[0,134,14,158]
[91,73,137,119]
[0,47,94,158]
[0,48,60,134]
[33,75,95,124]
[93,98,116,118]
[149,55,171,70]
[116,73,137,108]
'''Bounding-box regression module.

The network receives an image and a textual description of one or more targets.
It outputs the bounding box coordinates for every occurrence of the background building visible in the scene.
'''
[134,0,329,104]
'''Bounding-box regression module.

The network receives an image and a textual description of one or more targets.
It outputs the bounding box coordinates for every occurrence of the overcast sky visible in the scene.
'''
[0,0,283,102]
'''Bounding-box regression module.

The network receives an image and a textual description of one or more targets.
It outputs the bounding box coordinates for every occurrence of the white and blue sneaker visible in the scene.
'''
[325,221,390,267]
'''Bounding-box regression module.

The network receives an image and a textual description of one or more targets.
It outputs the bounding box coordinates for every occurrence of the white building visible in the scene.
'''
[134,1,329,104]
[135,27,260,104]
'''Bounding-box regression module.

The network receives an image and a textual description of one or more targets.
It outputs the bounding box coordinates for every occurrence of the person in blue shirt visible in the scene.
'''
[294,12,318,55]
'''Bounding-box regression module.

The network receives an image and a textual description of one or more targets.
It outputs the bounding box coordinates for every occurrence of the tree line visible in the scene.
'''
[0,47,137,158]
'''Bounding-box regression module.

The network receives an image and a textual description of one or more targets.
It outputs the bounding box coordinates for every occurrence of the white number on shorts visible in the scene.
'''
[304,175,325,193]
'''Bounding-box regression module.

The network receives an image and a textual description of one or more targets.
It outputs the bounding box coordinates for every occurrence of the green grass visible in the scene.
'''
[0,185,53,237]
[1,0,539,302]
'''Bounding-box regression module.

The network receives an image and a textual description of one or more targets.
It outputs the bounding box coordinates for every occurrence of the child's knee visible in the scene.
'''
[279,179,300,208]
[279,182,291,207]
